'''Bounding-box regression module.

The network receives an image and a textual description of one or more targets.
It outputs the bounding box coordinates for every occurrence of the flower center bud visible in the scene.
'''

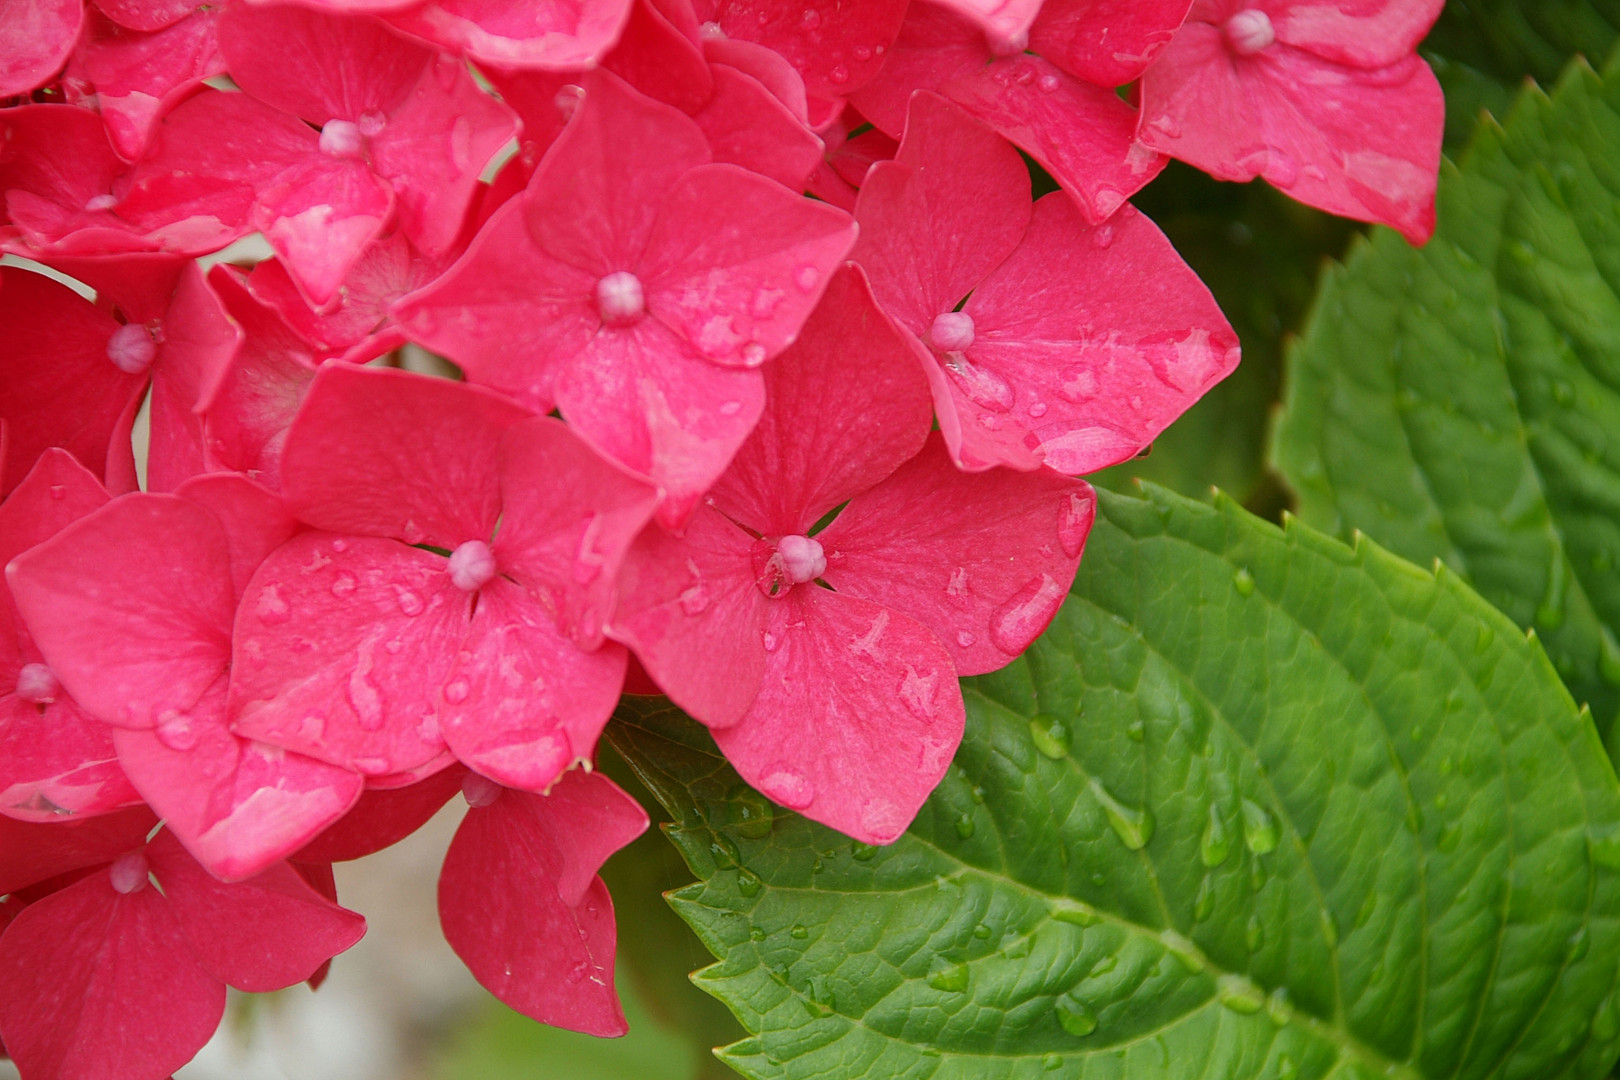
[1225,9,1275,55]
[448,539,497,591]
[930,311,975,352]
[319,118,366,158]
[753,534,826,597]
[109,852,149,895]
[14,662,59,704]
[596,271,646,327]
[106,323,156,375]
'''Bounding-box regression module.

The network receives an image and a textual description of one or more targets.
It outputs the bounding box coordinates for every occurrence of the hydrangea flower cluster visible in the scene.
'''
[0,0,1444,1075]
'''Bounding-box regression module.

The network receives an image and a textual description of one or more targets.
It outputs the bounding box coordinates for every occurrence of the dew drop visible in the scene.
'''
[760,768,813,810]
[1027,400,1048,418]
[761,630,780,653]
[1090,778,1154,850]
[1320,909,1339,948]
[1266,986,1290,1026]
[1159,929,1203,973]
[1277,1056,1299,1080]
[1218,974,1265,1014]
[1201,803,1231,867]
[740,342,767,367]
[1054,992,1098,1036]
[1057,366,1099,403]
[828,64,850,84]
[794,266,820,292]
[954,812,976,839]
[1537,547,1571,630]
[972,923,992,940]
[850,841,878,861]
[256,583,291,624]
[1240,799,1278,855]
[1049,898,1100,927]
[1042,1054,1062,1071]
[1029,716,1070,759]
[790,923,809,940]
[1233,568,1256,596]
[708,832,740,870]
[956,630,976,648]
[1058,492,1091,558]
[729,785,775,839]
[395,587,425,617]
[990,574,1066,654]
[462,772,503,808]
[109,852,150,895]
[1126,719,1145,742]
[943,353,1015,412]
[330,572,357,598]
[1194,873,1216,921]
[736,869,762,896]
[1091,224,1115,249]
[749,927,766,942]
[155,713,199,751]
[927,958,969,992]
[1037,73,1060,92]
[1245,913,1264,952]
[443,679,470,704]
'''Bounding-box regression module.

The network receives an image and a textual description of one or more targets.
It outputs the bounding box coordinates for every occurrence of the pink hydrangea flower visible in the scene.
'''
[853,93,1240,474]
[1138,0,1446,242]
[610,266,1096,843]
[0,450,142,821]
[304,0,637,71]
[0,823,363,1080]
[7,473,366,879]
[228,365,658,793]
[396,70,856,526]
[0,0,82,98]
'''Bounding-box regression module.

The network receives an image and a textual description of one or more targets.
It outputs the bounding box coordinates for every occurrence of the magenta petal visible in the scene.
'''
[112,678,364,881]
[172,473,297,603]
[692,0,908,100]
[712,264,933,534]
[0,105,142,252]
[383,0,635,68]
[247,233,442,357]
[229,533,467,777]
[147,262,243,493]
[0,266,144,498]
[0,868,225,1080]
[439,773,646,1035]
[0,0,83,97]
[393,196,599,415]
[253,153,396,307]
[640,163,856,368]
[0,806,157,894]
[0,447,112,572]
[693,64,824,190]
[853,92,1032,334]
[553,317,765,527]
[294,762,465,862]
[73,8,226,161]
[714,589,963,844]
[942,54,1167,223]
[608,505,767,729]
[700,33,810,122]
[929,0,1044,49]
[7,493,234,731]
[440,580,626,793]
[96,0,200,32]
[493,417,660,646]
[1257,0,1446,69]
[281,365,531,550]
[820,433,1094,675]
[146,831,365,990]
[843,4,988,139]
[1029,0,1192,86]
[604,0,713,113]
[0,696,140,822]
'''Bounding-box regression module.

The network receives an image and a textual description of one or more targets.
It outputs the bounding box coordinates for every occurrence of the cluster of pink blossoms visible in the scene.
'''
[0,0,1445,1075]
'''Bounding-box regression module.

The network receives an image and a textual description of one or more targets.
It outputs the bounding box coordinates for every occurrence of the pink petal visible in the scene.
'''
[843,4,989,138]
[282,364,530,550]
[0,695,140,822]
[392,194,599,415]
[693,64,824,190]
[382,0,635,68]
[0,447,112,571]
[438,772,646,1035]
[608,504,767,729]
[293,762,465,862]
[0,806,156,894]
[217,2,429,127]
[172,473,297,602]
[941,53,1167,223]
[1029,0,1192,86]
[440,581,624,792]
[145,830,366,990]
[1139,27,1441,242]
[31,250,187,325]
[0,266,145,498]
[0,0,83,98]
[699,33,809,122]
[710,264,933,535]
[493,417,660,646]
[112,678,364,881]
[639,163,856,368]
[827,121,897,188]
[604,0,714,114]
[71,8,225,161]
[820,433,1093,675]
[553,315,765,527]
[119,89,314,254]
[147,262,243,493]
[962,196,1241,473]
[252,153,396,307]
[95,0,201,32]
[370,56,519,257]
[852,92,1032,335]
[0,866,225,1080]
[0,105,146,253]
[713,589,963,844]
[929,0,1044,50]
[229,533,468,777]
[691,0,909,100]
[1243,0,1446,69]
[7,493,234,731]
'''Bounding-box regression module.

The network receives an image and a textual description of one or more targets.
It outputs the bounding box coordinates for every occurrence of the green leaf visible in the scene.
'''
[609,486,1620,1080]
[1091,165,1359,510]
[1273,55,1620,750]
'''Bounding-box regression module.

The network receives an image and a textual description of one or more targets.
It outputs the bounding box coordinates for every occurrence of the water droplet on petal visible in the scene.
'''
[109,852,149,895]
[794,266,820,292]
[330,572,357,598]
[760,768,813,810]
[1267,151,1299,188]
[554,83,586,121]
[14,662,59,704]
[860,798,907,842]
[679,561,710,615]
[1058,492,1091,558]
[156,712,199,751]
[395,587,425,617]
[740,342,767,366]
[462,772,503,808]
[443,679,470,704]
[1027,400,1048,418]
[1057,366,1099,403]
[1092,224,1115,249]
[1037,73,1060,92]
[956,630,975,648]
[943,353,1015,412]
[989,574,1066,654]
[828,64,850,84]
